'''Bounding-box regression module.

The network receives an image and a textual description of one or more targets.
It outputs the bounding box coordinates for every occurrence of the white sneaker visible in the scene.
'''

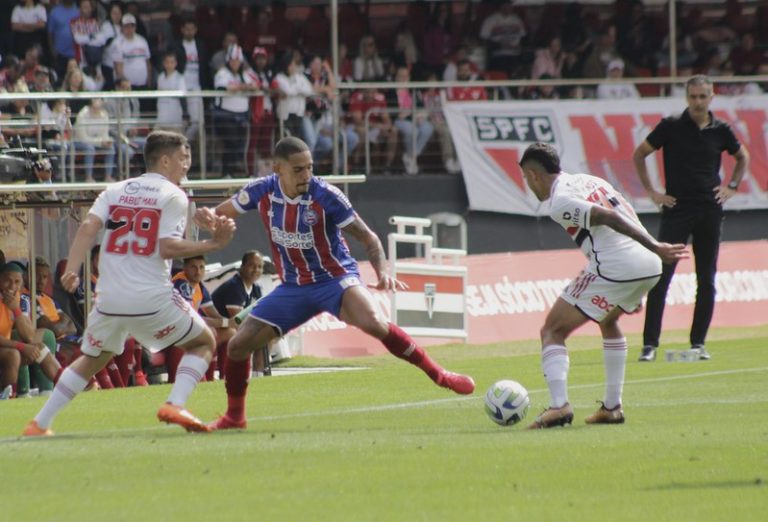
[0,385,12,400]
[445,158,461,174]
[402,153,419,176]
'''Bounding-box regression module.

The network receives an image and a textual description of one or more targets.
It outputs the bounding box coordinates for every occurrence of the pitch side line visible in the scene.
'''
[4,365,766,442]
[249,365,768,422]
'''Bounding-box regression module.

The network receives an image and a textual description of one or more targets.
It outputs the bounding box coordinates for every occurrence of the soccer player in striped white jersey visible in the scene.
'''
[205,136,475,430]
[518,143,688,429]
[23,131,236,436]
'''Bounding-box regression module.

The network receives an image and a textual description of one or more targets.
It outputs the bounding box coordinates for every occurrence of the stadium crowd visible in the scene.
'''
[1,0,766,178]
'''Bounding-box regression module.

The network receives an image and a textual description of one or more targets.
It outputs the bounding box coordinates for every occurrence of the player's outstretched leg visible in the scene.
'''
[381,323,475,395]
[526,344,572,429]
[23,352,113,437]
[157,352,212,433]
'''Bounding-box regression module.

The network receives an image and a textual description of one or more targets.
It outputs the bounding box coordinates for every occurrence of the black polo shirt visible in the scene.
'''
[646,109,741,203]
[211,272,262,317]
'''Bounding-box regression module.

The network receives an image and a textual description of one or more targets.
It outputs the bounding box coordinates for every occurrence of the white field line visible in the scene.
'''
[4,365,766,441]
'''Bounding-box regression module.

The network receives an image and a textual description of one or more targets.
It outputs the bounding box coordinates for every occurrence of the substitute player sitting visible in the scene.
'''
[206,137,475,430]
[23,131,236,436]
[517,143,688,429]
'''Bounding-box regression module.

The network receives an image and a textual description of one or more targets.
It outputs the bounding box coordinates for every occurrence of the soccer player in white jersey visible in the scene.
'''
[518,143,688,429]
[23,131,236,436]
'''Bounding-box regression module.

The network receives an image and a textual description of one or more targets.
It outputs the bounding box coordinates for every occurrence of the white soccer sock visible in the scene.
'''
[34,368,88,429]
[603,337,628,409]
[542,344,570,408]
[166,354,208,407]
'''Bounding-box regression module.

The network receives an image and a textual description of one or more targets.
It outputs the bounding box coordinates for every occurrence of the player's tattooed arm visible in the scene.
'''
[343,216,386,274]
[590,206,688,264]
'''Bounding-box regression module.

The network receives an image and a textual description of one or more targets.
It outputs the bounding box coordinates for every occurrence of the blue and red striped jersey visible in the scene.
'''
[230,175,360,285]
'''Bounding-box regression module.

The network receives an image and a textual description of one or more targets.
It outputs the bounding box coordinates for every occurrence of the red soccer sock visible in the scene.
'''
[133,343,144,373]
[216,341,229,379]
[381,323,443,382]
[107,360,125,388]
[95,367,114,389]
[224,357,251,421]
[164,346,184,384]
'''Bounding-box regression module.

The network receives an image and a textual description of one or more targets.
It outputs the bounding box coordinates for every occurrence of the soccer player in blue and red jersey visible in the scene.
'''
[205,136,475,430]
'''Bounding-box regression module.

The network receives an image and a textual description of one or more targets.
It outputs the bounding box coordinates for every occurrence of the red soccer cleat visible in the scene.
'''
[157,403,211,433]
[437,371,476,395]
[207,414,247,431]
[133,370,149,386]
[22,420,54,437]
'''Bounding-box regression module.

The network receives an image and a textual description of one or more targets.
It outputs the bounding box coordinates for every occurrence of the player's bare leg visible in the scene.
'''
[24,351,114,436]
[340,285,474,395]
[157,328,216,433]
[209,316,278,430]
[585,308,627,425]
[528,298,588,429]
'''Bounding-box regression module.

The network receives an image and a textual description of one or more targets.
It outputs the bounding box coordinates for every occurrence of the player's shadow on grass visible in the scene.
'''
[647,479,764,490]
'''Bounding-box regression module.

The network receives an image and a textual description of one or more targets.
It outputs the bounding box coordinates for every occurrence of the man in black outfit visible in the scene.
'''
[633,75,749,362]
[211,250,267,374]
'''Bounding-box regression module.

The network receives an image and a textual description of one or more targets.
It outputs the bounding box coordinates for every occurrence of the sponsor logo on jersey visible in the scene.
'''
[302,208,319,226]
[271,227,314,249]
[87,332,104,349]
[125,181,140,194]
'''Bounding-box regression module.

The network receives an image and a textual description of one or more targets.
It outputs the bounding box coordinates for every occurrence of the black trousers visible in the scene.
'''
[643,201,723,347]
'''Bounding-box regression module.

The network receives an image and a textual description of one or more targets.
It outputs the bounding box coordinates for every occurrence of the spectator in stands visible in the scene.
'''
[353,35,385,82]
[336,42,354,83]
[20,44,46,85]
[124,1,148,38]
[306,54,358,169]
[11,0,47,61]
[246,46,276,176]
[0,262,62,399]
[442,46,478,82]
[213,43,256,178]
[147,11,176,73]
[94,0,123,89]
[47,0,80,81]
[105,77,144,178]
[560,2,591,64]
[531,36,564,80]
[728,33,762,76]
[348,87,397,174]
[392,29,422,77]
[155,52,187,133]
[526,73,560,101]
[479,0,527,77]
[211,250,268,376]
[273,52,316,153]
[422,71,460,174]
[113,13,152,111]
[422,2,456,77]
[59,64,90,114]
[231,5,258,57]
[0,55,29,107]
[596,59,640,100]
[74,97,116,182]
[167,256,234,382]
[174,17,211,144]
[23,257,77,347]
[0,83,37,145]
[581,25,621,80]
[616,0,657,70]
[210,31,238,76]
[446,59,487,101]
[70,0,101,71]
[389,66,433,176]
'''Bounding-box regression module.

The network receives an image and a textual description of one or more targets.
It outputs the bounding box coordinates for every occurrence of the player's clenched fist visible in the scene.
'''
[193,206,218,231]
[211,216,236,245]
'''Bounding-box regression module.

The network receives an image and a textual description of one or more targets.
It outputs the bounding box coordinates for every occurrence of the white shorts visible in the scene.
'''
[80,291,208,357]
[561,269,660,322]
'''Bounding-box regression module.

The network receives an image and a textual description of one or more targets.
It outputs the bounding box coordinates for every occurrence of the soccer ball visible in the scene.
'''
[484,380,530,426]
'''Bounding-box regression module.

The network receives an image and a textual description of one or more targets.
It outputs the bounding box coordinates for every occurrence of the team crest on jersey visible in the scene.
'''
[302,208,319,226]
[237,190,250,206]
[469,111,562,192]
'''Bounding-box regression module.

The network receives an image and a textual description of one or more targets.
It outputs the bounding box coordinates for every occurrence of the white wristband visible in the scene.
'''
[36,346,51,364]
[221,318,229,328]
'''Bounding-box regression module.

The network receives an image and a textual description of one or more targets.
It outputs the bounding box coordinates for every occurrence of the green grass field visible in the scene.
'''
[1,326,766,522]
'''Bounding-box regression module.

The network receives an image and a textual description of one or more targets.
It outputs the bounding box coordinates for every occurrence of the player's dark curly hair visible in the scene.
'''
[519,142,561,174]
[273,136,310,160]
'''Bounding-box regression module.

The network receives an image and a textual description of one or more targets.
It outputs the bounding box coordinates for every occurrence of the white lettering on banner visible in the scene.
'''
[666,270,768,305]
